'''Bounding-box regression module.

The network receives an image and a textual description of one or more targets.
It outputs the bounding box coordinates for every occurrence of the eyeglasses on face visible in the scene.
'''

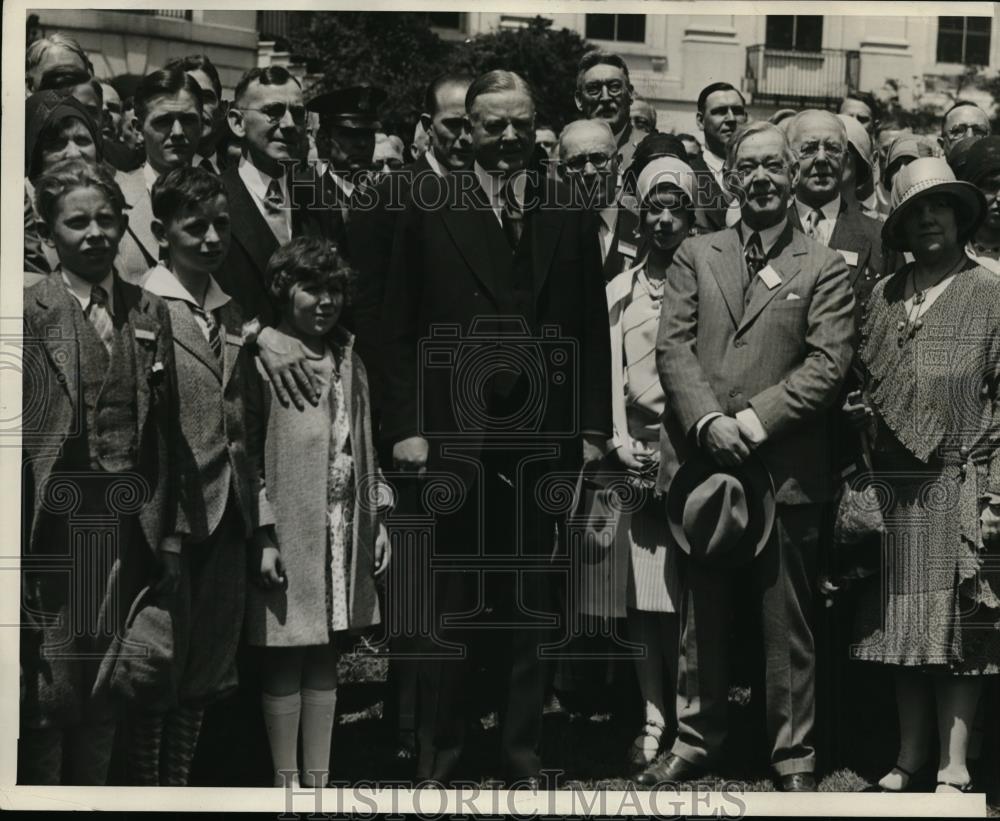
[562,152,613,173]
[240,102,307,125]
[797,140,845,159]
[582,80,626,99]
[946,123,989,140]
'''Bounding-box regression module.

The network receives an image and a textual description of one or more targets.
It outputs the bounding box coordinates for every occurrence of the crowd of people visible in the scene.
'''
[18,29,1000,795]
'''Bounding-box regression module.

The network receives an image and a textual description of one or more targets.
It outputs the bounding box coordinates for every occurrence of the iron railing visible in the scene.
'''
[744,45,860,107]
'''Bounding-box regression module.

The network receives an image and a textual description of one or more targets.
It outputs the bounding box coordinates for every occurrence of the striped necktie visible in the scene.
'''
[805,208,824,242]
[87,284,114,355]
[192,304,223,361]
[744,232,765,306]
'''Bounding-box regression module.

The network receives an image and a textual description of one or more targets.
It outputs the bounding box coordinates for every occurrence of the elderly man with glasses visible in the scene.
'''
[574,51,639,175]
[940,100,992,155]
[558,118,639,280]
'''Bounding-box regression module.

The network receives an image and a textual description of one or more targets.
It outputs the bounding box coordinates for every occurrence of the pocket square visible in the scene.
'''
[784,292,802,301]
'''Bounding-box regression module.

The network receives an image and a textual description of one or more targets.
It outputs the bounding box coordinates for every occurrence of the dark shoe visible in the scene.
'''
[779,772,816,792]
[935,779,974,793]
[635,753,704,786]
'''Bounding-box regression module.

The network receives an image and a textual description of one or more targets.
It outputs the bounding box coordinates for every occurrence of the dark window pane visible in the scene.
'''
[585,14,615,40]
[937,30,965,63]
[938,16,965,34]
[428,12,461,29]
[616,14,646,43]
[967,16,992,33]
[967,31,991,64]
[794,16,823,52]
[766,16,795,49]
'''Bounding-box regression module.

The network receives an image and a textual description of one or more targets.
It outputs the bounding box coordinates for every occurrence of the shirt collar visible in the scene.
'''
[142,161,159,193]
[61,266,115,315]
[193,152,218,174]
[739,217,788,256]
[794,195,841,225]
[599,205,618,232]
[142,263,231,311]
[328,170,355,198]
[238,154,287,202]
[861,191,878,211]
[425,150,447,178]
[474,162,526,210]
[702,147,725,174]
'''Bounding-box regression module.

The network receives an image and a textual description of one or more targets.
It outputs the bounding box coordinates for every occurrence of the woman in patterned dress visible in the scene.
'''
[244,237,391,787]
[606,157,699,770]
[845,158,1000,793]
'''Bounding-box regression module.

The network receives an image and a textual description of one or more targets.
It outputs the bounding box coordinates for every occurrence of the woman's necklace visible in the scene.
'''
[896,256,965,347]
[639,268,665,306]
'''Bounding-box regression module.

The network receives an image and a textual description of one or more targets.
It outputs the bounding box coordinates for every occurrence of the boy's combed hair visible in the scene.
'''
[151,165,227,223]
[134,67,203,125]
[267,236,353,308]
[34,158,125,227]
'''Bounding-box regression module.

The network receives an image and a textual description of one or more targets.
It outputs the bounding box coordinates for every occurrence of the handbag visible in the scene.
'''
[831,431,884,581]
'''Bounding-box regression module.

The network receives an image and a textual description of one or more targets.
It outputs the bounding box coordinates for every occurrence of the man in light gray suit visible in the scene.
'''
[639,121,856,791]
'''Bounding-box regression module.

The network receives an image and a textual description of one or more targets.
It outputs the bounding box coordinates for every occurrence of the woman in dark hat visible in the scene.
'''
[845,157,1000,793]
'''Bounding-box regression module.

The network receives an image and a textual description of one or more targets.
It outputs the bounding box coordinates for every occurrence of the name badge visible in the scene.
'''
[617,240,638,259]
[757,265,782,290]
[225,333,243,347]
[838,249,859,267]
[134,328,156,341]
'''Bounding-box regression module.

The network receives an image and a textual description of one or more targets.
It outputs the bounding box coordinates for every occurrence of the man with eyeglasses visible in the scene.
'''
[114,67,204,282]
[214,65,332,327]
[574,51,639,175]
[165,54,227,175]
[787,110,886,321]
[696,82,748,231]
[940,100,992,155]
[641,120,854,792]
[382,69,610,786]
[558,119,638,280]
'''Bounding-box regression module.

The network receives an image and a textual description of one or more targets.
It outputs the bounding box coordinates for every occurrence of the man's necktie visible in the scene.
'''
[744,232,765,306]
[500,177,524,251]
[805,208,824,242]
[198,156,216,174]
[192,304,222,361]
[263,178,290,245]
[87,284,114,355]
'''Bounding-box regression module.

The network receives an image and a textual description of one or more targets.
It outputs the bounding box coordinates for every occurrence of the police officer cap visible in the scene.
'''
[306,84,386,130]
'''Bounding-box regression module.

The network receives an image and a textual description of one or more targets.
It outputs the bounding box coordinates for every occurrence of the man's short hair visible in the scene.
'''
[465,70,534,114]
[233,65,301,107]
[134,67,204,125]
[841,91,878,117]
[575,51,631,93]
[37,64,93,93]
[164,54,223,100]
[34,158,125,227]
[786,109,848,147]
[267,236,353,309]
[942,99,987,134]
[151,165,227,224]
[26,33,94,79]
[724,121,797,172]
[697,82,744,114]
[422,72,475,117]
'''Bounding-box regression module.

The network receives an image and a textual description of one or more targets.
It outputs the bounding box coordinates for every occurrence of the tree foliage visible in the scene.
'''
[290,12,594,137]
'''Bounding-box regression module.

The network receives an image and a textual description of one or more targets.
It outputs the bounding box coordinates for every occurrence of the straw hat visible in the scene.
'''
[636,156,697,207]
[882,157,986,252]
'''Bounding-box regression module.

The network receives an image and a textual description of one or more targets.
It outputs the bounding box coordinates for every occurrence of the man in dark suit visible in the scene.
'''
[381,70,611,784]
[787,109,888,321]
[695,82,748,231]
[557,118,639,281]
[639,121,856,791]
[216,65,330,328]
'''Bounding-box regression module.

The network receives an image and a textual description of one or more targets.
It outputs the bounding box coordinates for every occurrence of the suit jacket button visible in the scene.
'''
[734,339,745,348]
[729,389,740,397]
[959,446,970,459]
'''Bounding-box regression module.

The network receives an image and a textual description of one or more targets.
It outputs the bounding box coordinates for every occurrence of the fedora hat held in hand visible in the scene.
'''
[666,452,776,569]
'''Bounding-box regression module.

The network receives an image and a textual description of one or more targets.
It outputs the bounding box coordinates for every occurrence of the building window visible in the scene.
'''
[585,14,646,44]
[765,15,823,52]
[428,12,463,30]
[937,17,991,65]
[125,10,192,20]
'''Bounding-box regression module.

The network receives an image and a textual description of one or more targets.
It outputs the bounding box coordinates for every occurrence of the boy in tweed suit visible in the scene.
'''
[126,166,256,785]
[20,160,182,785]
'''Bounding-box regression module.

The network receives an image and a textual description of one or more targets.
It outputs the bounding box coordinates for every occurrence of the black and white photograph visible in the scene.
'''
[2,1,1000,815]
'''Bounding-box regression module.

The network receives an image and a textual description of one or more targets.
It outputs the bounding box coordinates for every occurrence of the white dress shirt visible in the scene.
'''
[598,205,618,264]
[61,267,115,316]
[424,150,447,178]
[794,195,841,247]
[142,263,231,342]
[702,147,726,188]
[474,162,527,226]
[238,155,292,239]
[142,161,160,193]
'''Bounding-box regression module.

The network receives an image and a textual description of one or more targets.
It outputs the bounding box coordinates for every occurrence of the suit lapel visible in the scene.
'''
[119,279,158,433]
[118,169,158,264]
[170,300,222,382]
[440,177,503,302]
[708,229,746,328]
[738,224,805,331]
[219,303,243,388]
[530,195,564,299]
[33,275,80,409]
[224,167,279,284]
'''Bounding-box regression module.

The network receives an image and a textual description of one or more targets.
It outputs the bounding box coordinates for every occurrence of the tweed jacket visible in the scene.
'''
[142,266,257,543]
[655,222,856,505]
[22,271,180,558]
[115,167,160,284]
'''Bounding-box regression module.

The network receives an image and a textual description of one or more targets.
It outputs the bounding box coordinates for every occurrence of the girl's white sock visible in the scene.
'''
[261,691,301,787]
[300,687,337,788]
